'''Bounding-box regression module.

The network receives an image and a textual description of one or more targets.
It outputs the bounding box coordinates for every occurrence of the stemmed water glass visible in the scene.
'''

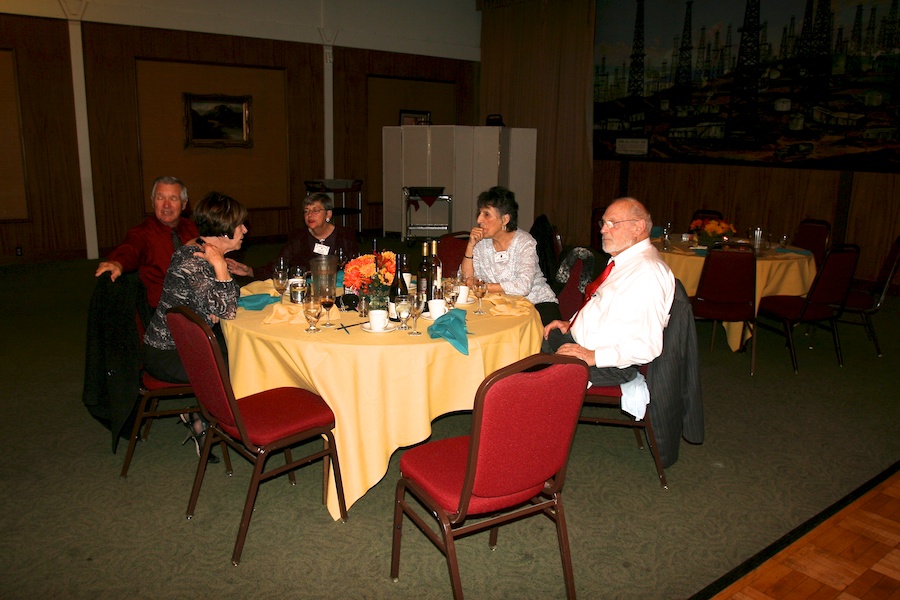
[408,292,427,336]
[303,300,323,334]
[395,294,412,331]
[273,268,289,297]
[320,283,336,328]
[472,278,488,315]
[443,278,459,308]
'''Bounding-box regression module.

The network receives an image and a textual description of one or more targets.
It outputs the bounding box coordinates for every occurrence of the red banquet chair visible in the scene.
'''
[757,243,860,374]
[120,309,196,479]
[578,366,667,488]
[792,218,831,268]
[390,354,589,600]
[437,231,471,278]
[837,234,900,357]
[691,241,758,375]
[166,306,347,566]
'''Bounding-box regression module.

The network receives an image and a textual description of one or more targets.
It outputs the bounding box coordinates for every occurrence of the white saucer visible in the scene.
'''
[361,322,397,333]
[455,297,475,305]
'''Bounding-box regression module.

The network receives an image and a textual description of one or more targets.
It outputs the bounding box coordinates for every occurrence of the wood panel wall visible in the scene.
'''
[593,160,900,282]
[0,14,84,262]
[332,47,478,230]
[81,22,323,252]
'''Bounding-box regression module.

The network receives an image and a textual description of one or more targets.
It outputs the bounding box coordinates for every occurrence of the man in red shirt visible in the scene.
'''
[95,176,198,307]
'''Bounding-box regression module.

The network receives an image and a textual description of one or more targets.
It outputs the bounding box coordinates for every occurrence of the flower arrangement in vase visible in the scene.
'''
[342,251,396,310]
[689,218,736,247]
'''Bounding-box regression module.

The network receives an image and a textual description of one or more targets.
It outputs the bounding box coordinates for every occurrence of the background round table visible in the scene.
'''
[653,240,817,351]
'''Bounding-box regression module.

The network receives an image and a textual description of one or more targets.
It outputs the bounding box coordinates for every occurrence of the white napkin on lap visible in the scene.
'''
[620,372,650,420]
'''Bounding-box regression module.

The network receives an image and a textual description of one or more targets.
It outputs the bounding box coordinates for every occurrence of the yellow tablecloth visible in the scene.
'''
[221,290,543,519]
[653,241,817,350]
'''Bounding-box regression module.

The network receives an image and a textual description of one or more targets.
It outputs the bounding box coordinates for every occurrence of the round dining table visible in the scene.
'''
[221,282,543,519]
[653,239,817,351]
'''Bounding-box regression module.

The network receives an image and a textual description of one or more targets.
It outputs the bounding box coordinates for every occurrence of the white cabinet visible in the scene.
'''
[382,126,536,239]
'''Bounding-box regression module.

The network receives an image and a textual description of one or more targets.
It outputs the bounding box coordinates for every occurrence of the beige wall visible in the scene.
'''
[136,61,289,211]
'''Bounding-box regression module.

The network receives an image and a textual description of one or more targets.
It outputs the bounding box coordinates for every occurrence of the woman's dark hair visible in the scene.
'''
[476,186,518,232]
[193,191,247,238]
[304,192,334,212]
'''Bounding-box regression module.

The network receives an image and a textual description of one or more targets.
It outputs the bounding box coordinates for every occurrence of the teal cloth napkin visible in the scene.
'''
[336,270,344,288]
[238,294,281,310]
[427,308,469,355]
[776,247,812,256]
[693,248,708,257]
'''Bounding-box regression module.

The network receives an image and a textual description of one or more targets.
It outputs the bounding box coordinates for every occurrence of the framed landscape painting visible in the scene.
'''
[184,93,252,148]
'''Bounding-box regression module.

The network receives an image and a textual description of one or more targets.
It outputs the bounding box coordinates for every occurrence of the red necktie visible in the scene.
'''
[571,260,614,324]
[582,260,615,303]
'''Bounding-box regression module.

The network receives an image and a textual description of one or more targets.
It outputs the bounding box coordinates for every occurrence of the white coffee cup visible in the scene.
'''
[368,309,389,331]
[402,272,413,289]
[427,299,447,318]
[456,285,469,304]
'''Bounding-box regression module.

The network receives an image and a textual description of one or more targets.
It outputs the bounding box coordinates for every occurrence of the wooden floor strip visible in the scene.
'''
[708,469,900,599]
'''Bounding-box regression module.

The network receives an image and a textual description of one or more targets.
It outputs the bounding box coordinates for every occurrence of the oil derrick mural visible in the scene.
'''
[593,0,900,172]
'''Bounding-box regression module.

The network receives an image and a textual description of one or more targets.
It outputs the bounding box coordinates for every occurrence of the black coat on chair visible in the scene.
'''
[82,272,150,452]
[646,279,704,467]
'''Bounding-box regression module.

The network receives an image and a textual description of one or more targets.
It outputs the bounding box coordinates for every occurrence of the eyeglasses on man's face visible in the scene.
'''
[304,207,326,216]
[600,218,640,230]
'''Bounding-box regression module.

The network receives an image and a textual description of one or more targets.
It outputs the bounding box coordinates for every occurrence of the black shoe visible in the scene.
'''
[180,413,220,464]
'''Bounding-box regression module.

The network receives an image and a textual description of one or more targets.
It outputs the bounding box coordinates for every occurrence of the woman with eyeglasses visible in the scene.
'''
[226,192,359,281]
[460,186,560,325]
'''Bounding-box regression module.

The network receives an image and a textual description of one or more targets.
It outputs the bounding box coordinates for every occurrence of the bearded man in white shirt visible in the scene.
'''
[543,197,675,387]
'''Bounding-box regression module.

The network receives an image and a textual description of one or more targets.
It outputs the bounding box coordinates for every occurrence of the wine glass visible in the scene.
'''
[472,278,488,315]
[408,292,427,336]
[395,294,412,331]
[442,279,458,308]
[273,268,289,297]
[303,300,323,334]
[320,283,336,328]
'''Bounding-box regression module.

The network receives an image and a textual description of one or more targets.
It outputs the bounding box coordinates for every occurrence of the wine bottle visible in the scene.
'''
[417,241,432,300]
[430,239,443,298]
[388,253,409,321]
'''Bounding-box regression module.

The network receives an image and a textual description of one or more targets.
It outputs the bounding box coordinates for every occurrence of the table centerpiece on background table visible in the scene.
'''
[342,251,396,311]
[689,218,737,248]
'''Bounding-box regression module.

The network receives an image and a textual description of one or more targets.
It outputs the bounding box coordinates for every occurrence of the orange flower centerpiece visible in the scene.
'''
[689,218,737,248]
[342,251,396,309]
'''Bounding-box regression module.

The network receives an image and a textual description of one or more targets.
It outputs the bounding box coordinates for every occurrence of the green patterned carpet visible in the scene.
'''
[1,254,898,599]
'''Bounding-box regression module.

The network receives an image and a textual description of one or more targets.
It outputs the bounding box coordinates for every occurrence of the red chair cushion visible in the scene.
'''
[843,289,875,311]
[585,384,622,398]
[141,372,189,391]
[758,296,834,321]
[220,387,335,448]
[400,436,541,515]
[692,300,755,322]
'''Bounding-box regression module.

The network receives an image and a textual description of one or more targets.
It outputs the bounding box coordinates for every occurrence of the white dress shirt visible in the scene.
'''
[570,238,674,369]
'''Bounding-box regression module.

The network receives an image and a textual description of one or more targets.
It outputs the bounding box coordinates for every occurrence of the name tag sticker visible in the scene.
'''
[495,251,509,263]
[314,243,330,255]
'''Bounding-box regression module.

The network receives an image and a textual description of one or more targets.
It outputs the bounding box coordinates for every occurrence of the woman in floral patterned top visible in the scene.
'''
[143,191,247,460]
